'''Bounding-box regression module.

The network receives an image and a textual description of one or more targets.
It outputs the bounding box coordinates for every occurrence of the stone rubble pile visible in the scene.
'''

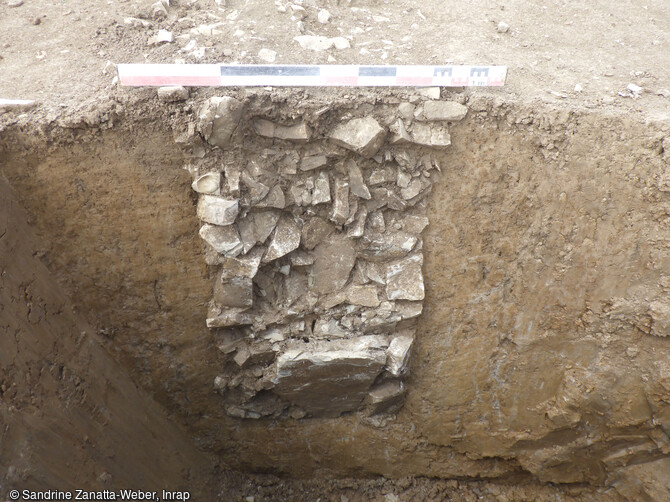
[185,95,467,419]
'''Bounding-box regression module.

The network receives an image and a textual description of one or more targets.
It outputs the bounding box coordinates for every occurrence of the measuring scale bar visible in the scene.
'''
[117,64,507,87]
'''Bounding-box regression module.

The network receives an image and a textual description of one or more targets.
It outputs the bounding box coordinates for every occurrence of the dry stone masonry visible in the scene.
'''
[184,94,467,419]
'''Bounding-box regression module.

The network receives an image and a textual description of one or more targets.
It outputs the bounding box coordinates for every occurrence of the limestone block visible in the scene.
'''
[272,337,388,417]
[263,216,301,263]
[329,117,387,158]
[238,210,280,253]
[359,231,418,261]
[386,334,414,376]
[199,223,242,256]
[157,86,189,103]
[256,185,286,209]
[365,381,406,415]
[198,96,243,149]
[213,274,253,309]
[253,119,312,142]
[390,119,451,147]
[422,101,468,122]
[331,177,350,224]
[300,155,328,171]
[312,172,331,205]
[206,306,254,328]
[301,217,335,250]
[386,258,424,301]
[346,285,380,307]
[347,159,371,200]
[197,195,239,226]
[312,233,357,294]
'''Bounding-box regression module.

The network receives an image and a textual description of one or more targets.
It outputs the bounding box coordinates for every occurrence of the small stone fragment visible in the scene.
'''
[422,101,468,121]
[416,87,440,99]
[313,319,347,338]
[258,48,277,63]
[317,9,331,23]
[290,251,314,267]
[191,172,220,194]
[346,205,368,239]
[233,347,251,367]
[331,177,350,224]
[329,117,387,158]
[241,171,270,204]
[223,165,241,196]
[197,195,239,226]
[301,217,335,250]
[263,215,301,262]
[365,381,406,415]
[148,29,173,45]
[199,223,243,256]
[369,165,396,186]
[360,231,417,260]
[400,178,424,200]
[8,0,24,7]
[396,170,411,188]
[386,258,424,301]
[293,35,334,52]
[367,210,385,232]
[198,96,243,149]
[157,86,189,102]
[124,16,152,28]
[497,21,510,33]
[206,306,254,328]
[398,102,415,121]
[347,159,371,200]
[151,0,168,19]
[332,37,350,50]
[253,119,311,142]
[386,334,414,376]
[312,171,331,205]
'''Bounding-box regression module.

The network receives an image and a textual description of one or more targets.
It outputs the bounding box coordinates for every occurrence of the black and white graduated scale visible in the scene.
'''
[117,64,507,87]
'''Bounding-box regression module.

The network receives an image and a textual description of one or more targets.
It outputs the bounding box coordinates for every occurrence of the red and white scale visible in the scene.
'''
[117,64,506,87]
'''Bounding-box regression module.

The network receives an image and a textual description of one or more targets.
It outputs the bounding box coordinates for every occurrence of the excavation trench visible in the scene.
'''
[1,89,670,499]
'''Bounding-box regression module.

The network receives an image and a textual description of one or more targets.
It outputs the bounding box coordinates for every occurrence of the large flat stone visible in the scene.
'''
[272,337,388,417]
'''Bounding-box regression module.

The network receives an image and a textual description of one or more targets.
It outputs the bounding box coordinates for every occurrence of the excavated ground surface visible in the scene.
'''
[2,0,670,500]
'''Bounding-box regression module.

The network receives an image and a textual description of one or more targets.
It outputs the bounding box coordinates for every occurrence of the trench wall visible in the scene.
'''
[2,91,670,491]
[0,172,215,497]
